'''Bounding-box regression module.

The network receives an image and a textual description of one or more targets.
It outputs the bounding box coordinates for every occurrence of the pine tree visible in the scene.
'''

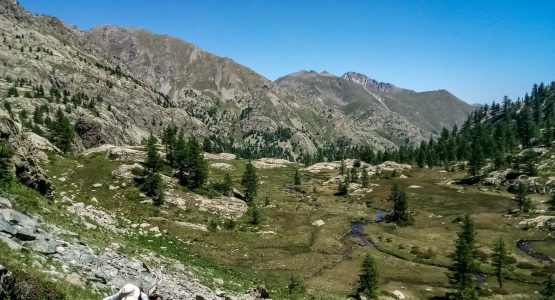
[516,183,532,212]
[50,108,74,153]
[0,143,14,186]
[517,106,539,148]
[144,132,163,173]
[389,184,411,225]
[357,253,379,299]
[339,160,346,175]
[337,177,349,196]
[361,168,369,188]
[294,169,301,186]
[349,168,358,183]
[247,203,262,225]
[541,274,555,300]
[222,172,233,196]
[241,160,258,204]
[468,130,484,177]
[184,137,208,189]
[143,172,164,206]
[491,238,507,288]
[450,214,479,300]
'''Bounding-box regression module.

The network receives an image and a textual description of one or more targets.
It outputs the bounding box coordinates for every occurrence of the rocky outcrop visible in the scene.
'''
[483,169,555,194]
[0,117,53,197]
[0,195,270,299]
[342,71,404,94]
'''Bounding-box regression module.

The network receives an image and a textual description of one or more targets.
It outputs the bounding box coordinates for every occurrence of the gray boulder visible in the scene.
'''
[24,238,60,254]
[0,218,15,236]
[0,235,22,251]
[0,208,38,229]
[0,197,12,209]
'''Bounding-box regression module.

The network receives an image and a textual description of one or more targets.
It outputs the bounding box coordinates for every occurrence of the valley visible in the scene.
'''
[2,143,553,299]
[0,1,554,299]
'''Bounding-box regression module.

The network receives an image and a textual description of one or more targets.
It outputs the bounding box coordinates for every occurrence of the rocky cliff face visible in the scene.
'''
[342,71,405,94]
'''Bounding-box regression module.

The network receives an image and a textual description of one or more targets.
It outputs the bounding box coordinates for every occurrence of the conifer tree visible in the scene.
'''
[247,203,262,225]
[361,168,369,188]
[517,106,539,148]
[468,132,484,176]
[241,160,258,204]
[142,133,165,205]
[339,160,346,175]
[450,215,479,300]
[0,143,14,186]
[184,137,208,189]
[349,167,358,183]
[541,274,555,300]
[50,108,74,153]
[337,177,349,196]
[389,184,411,225]
[144,132,163,173]
[294,169,301,186]
[516,183,532,212]
[491,238,507,288]
[357,253,379,299]
[143,172,164,206]
[222,172,233,196]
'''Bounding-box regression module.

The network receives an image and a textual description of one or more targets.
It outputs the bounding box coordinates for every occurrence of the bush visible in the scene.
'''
[208,219,218,232]
[195,185,220,199]
[223,219,236,230]
[516,261,536,269]
[1,267,67,300]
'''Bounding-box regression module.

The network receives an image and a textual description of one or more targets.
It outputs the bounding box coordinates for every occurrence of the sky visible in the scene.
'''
[19,0,555,104]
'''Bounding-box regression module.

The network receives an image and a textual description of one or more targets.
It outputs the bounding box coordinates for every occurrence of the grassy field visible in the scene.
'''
[4,149,555,299]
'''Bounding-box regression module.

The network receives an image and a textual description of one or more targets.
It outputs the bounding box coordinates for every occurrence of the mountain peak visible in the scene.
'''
[342,71,406,94]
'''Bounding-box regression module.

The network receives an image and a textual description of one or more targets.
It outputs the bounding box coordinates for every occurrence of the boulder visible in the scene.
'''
[0,218,16,236]
[392,290,406,299]
[312,220,325,227]
[14,225,38,241]
[0,208,38,229]
[0,197,12,209]
[24,238,60,254]
[0,235,22,251]
[247,287,270,298]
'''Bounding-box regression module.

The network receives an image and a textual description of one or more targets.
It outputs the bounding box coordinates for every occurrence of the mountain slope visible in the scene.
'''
[0,0,472,158]
[342,72,473,133]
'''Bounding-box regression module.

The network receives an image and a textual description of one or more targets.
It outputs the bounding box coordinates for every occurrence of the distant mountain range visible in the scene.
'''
[0,1,473,157]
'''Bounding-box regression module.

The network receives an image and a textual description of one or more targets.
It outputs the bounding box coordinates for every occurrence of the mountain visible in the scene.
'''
[0,0,472,159]
[341,72,473,134]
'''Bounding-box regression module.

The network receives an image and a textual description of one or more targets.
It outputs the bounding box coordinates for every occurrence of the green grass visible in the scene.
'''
[2,151,552,299]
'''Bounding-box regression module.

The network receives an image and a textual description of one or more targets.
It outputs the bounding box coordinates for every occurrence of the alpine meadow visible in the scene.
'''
[0,1,554,299]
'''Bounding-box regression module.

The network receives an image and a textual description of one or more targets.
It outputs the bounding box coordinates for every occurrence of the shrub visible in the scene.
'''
[516,261,536,269]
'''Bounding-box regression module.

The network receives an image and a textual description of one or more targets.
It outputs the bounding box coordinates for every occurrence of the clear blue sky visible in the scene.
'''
[20,0,555,104]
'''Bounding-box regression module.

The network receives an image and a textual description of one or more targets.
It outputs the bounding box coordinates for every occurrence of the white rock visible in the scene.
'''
[312,220,325,227]
[392,290,406,299]
[108,185,119,190]
[58,177,66,182]
[90,197,98,203]
[92,183,102,188]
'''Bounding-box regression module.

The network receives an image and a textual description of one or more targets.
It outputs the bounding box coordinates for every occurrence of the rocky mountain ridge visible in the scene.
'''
[1,0,471,158]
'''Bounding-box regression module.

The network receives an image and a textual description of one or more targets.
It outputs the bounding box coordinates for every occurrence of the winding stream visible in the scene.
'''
[516,239,554,262]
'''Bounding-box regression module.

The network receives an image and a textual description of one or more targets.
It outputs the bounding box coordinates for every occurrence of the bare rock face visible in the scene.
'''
[0,116,53,197]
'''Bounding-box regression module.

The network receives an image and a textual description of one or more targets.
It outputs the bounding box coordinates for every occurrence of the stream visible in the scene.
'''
[516,239,554,262]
